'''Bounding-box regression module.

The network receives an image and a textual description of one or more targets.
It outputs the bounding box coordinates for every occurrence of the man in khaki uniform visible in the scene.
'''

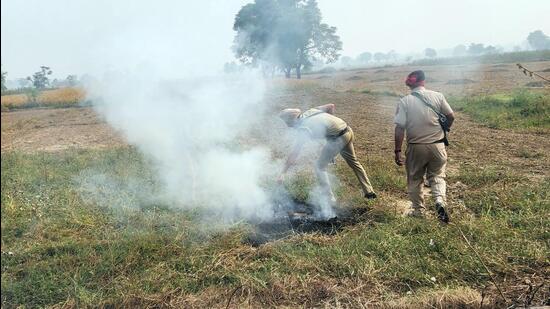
[394,70,455,223]
[279,104,377,204]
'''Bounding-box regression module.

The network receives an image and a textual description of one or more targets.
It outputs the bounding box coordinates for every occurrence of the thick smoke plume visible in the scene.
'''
[76,2,341,222]
[86,69,278,221]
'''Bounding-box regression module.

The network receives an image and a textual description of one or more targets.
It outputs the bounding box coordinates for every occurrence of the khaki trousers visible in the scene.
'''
[316,127,375,198]
[405,143,447,210]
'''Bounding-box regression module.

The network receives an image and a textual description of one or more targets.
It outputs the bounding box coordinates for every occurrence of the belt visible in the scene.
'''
[327,126,349,139]
[408,138,445,145]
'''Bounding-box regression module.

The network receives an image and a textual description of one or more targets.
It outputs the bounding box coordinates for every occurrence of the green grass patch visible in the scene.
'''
[450,90,550,130]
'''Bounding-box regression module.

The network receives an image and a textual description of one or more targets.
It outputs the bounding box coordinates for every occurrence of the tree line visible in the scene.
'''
[337,30,550,68]
[1,66,79,93]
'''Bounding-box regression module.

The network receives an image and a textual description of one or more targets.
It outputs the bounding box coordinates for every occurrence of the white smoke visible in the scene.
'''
[66,0,291,222]
[76,1,343,223]
[85,68,278,221]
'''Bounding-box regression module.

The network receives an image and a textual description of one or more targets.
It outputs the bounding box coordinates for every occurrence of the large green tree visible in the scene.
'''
[233,0,342,79]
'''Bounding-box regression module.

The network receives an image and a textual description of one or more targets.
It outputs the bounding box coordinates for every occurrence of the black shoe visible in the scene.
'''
[435,202,449,223]
[365,192,377,200]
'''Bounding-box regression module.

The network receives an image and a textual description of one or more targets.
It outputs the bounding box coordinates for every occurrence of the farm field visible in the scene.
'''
[0,87,86,111]
[1,61,550,308]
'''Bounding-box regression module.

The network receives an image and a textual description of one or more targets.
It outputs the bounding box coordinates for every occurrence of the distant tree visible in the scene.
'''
[357,51,372,63]
[17,78,31,88]
[386,50,398,62]
[340,56,352,67]
[513,45,522,52]
[27,66,53,89]
[51,78,60,88]
[1,70,6,92]
[484,45,498,54]
[467,43,486,55]
[66,75,78,87]
[527,30,550,50]
[453,44,467,57]
[373,52,386,62]
[424,48,437,58]
[233,0,342,79]
[79,74,96,87]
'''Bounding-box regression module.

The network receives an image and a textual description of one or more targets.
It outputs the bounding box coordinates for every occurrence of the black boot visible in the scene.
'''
[364,192,377,200]
[435,202,449,223]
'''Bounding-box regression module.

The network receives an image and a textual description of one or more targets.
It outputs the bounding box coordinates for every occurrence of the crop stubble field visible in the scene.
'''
[1,62,549,308]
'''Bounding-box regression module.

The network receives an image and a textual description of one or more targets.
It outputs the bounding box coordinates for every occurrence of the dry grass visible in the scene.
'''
[1,148,548,308]
[1,87,86,111]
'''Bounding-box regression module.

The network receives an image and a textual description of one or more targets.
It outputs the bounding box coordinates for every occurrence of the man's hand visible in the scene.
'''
[394,125,405,166]
[394,151,404,166]
[316,103,335,114]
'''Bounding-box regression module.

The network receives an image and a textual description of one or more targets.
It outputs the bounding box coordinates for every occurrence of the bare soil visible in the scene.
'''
[1,107,124,152]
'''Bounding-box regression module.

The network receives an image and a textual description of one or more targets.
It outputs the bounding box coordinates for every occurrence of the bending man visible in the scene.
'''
[279,104,377,204]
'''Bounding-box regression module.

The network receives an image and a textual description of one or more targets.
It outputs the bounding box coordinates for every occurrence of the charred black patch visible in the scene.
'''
[243,201,369,247]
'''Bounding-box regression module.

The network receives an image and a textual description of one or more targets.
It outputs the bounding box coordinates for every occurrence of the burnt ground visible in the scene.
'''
[244,201,370,247]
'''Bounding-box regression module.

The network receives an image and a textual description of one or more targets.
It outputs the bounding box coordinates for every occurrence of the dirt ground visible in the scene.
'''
[1,61,549,182]
[1,107,124,152]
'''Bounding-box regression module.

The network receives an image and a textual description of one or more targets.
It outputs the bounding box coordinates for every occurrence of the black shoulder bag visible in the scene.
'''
[411,92,450,146]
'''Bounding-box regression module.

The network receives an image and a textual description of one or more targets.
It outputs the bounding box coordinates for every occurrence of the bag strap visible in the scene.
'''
[411,92,445,119]
[411,91,449,146]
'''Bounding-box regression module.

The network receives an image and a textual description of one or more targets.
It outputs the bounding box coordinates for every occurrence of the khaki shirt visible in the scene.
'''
[394,87,453,144]
[298,108,347,139]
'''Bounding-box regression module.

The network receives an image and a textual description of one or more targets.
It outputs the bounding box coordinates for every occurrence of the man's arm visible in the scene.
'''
[278,140,305,182]
[393,99,407,166]
[282,142,302,173]
[315,103,335,114]
[439,94,455,130]
[394,125,405,166]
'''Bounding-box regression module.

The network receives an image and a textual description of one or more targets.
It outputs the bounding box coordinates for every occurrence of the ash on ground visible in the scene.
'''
[243,188,369,247]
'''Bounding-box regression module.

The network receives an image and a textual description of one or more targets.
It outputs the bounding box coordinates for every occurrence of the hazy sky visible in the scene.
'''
[2,0,549,78]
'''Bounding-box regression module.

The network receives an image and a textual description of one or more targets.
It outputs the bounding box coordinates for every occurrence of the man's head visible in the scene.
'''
[405,70,426,89]
[279,108,302,127]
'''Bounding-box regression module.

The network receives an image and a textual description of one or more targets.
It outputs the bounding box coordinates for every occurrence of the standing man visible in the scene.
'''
[279,104,377,204]
[394,70,455,223]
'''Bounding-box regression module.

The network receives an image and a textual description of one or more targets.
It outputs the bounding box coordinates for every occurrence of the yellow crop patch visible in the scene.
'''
[1,87,86,110]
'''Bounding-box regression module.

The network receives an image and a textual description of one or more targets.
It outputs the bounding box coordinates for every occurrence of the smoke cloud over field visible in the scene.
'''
[74,2,286,222]
[85,68,278,221]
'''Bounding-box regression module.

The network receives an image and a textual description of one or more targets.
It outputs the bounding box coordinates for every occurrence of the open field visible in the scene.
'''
[2,62,550,308]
